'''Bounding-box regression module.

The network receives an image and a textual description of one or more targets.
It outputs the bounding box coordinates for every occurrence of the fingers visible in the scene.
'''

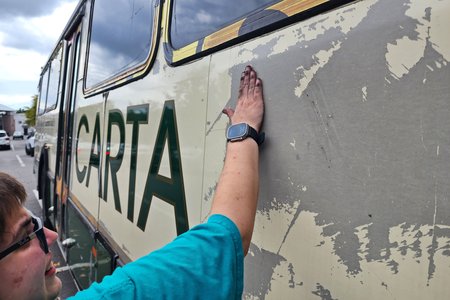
[242,66,251,99]
[238,71,245,98]
[248,68,256,96]
[254,78,262,97]
[238,66,258,102]
[224,65,264,129]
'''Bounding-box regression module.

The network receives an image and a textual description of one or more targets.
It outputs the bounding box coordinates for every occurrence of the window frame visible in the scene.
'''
[38,67,50,116]
[45,43,64,113]
[83,0,163,97]
[164,0,354,66]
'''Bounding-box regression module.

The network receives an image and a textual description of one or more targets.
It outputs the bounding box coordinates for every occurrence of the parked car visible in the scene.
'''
[13,131,24,140]
[0,130,11,150]
[25,132,35,156]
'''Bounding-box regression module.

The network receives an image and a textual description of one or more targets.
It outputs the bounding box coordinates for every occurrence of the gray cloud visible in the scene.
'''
[0,20,55,53]
[0,0,75,53]
[0,0,71,19]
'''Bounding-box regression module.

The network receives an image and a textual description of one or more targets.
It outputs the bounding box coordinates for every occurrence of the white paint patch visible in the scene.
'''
[253,199,301,254]
[264,211,450,299]
[427,0,450,61]
[362,86,368,102]
[269,0,378,57]
[386,36,426,80]
[236,48,258,64]
[295,42,342,98]
[289,138,296,150]
[232,0,374,98]
[291,0,380,98]
[385,0,450,80]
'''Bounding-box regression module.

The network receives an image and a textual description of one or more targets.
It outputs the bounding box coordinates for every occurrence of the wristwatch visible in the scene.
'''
[226,123,265,145]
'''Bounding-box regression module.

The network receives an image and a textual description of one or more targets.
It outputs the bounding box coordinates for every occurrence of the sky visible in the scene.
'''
[0,0,78,110]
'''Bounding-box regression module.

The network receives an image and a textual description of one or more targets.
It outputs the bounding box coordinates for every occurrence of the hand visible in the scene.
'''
[223,66,264,132]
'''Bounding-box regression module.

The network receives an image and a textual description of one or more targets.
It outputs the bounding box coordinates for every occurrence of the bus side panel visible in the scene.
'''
[71,94,104,221]
[69,0,102,226]
[206,0,450,299]
[95,46,210,261]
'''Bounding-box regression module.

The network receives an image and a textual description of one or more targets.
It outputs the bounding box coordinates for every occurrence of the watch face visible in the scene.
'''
[227,123,248,140]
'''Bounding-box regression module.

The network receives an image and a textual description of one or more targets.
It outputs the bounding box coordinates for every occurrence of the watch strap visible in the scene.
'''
[246,125,265,145]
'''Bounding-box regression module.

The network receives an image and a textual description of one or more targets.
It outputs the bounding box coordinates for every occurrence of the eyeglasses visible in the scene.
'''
[0,215,49,261]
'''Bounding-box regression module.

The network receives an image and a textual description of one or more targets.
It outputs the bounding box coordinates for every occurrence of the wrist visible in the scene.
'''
[226,123,265,145]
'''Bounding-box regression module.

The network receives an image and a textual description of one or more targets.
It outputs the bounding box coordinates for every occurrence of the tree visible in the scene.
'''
[25,95,38,127]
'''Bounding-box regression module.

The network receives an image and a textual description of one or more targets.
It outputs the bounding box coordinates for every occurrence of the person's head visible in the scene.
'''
[0,172,61,300]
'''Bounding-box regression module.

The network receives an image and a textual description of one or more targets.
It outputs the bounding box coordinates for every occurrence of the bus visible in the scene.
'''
[34,0,450,298]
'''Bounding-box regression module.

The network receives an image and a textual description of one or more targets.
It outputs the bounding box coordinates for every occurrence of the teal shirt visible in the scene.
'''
[69,214,244,299]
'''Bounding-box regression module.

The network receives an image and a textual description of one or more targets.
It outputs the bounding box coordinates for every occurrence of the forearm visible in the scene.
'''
[211,65,264,256]
[210,139,259,255]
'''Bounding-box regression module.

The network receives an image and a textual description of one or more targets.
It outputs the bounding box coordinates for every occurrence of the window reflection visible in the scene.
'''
[39,69,49,115]
[171,0,280,49]
[86,0,155,89]
[46,47,62,112]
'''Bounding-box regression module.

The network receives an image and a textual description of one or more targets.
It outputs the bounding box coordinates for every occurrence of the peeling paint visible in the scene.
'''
[385,0,450,80]
[269,0,378,57]
[290,138,296,150]
[252,211,450,299]
[244,243,286,300]
[203,0,450,298]
[237,48,259,64]
[361,86,368,102]
[386,36,426,80]
[312,283,337,300]
[295,42,342,99]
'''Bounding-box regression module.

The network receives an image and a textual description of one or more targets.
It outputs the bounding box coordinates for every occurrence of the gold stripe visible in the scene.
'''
[162,0,171,43]
[172,41,199,62]
[56,176,62,197]
[269,0,329,17]
[203,19,245,50]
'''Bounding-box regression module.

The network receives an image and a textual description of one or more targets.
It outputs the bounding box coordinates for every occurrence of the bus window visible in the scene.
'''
[46,46,63,112]
[170,0,279,49]
[85,0,157,91]
[38,69,50,115]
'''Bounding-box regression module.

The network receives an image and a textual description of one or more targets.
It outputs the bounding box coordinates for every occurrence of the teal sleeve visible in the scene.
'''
[68,214,244,300]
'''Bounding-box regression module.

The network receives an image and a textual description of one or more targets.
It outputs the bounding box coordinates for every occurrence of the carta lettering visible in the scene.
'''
[75,101,189,235]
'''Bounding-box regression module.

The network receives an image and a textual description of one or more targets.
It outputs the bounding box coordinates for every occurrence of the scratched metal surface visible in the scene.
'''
[204,0,450,298]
